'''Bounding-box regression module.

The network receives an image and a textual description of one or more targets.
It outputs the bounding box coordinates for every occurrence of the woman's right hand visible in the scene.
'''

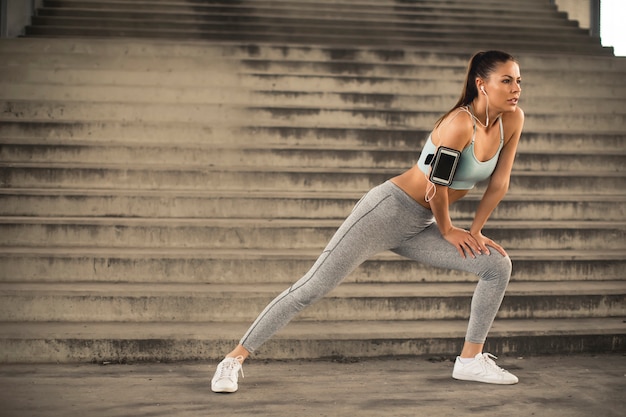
[442,226,483,259]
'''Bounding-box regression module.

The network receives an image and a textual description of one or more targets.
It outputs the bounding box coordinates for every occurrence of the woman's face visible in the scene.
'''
[480,60,522,113]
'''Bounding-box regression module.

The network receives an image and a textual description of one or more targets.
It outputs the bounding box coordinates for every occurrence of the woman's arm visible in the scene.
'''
[429,183,482,259]
[429,111,483,258]
[470,108,525,255]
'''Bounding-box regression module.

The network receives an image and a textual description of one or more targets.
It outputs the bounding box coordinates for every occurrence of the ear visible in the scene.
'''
[475,78,484,92]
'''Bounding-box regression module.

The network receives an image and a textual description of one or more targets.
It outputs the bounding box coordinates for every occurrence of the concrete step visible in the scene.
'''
[244,90,626,112]
[0,217,622,251]
[38,0,557,11]
[238,75,626,101]
[0,247,623,284]
[35,0,563,18]
[2,83,625,113]
[115,0,554,7]
[1,189,623,221]
[2,38,624,72]
[0,82,253,105]
[1,142,624,172]
[1,281,624,322]
[27,3,579,27]
[0,83,626,119]
[24,26,609,56]
[21,1,566,25]
[4,47,624,89]
[0,101,246,125]
[2,49,625,83]
[1,121,623,152]
[250,107,626,131]
[27,15,593,44]
[2,164,624,195]
[0,52,243,75]
[237,126,626,151]
[2,102,624,132]
[2,65,622,107]
[33,8,581,36]
[0,318,623,362]
[237,62,624,88]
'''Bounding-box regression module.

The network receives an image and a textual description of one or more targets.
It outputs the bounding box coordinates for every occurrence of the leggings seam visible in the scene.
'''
[290,194,392,292]
[241,193,392,350]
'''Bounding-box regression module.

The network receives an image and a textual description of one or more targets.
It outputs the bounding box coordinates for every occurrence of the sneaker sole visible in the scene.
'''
[452,372,518,385]
[211,385,238,393]
[211,388,237,394]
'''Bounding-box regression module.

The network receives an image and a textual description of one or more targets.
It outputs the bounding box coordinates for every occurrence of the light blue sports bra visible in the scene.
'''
[417,112,504,190]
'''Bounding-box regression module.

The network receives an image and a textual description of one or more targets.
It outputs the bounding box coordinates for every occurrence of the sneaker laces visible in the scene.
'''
[479,353,510,374]
[216,356,245,380]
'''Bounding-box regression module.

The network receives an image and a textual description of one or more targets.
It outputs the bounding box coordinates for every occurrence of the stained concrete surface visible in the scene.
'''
[0,353,624,417]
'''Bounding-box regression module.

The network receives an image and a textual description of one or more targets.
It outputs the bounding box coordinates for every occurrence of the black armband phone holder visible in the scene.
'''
[427,146,461,186]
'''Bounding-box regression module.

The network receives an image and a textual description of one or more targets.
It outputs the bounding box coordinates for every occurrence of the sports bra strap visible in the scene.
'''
[463,105,478,144]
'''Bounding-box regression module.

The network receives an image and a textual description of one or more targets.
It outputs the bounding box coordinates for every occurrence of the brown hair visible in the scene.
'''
[435,50,517,127]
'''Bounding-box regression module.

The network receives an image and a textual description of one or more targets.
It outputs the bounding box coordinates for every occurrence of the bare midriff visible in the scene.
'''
[390,165,470,210]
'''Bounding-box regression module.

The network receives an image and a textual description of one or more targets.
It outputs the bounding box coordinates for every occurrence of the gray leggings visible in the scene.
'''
[240,181,512,352]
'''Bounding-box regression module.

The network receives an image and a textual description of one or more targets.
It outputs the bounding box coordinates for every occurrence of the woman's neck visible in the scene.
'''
[470,100,501,128]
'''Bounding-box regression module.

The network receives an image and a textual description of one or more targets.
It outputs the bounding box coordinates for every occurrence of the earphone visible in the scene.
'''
[480,86,487,95]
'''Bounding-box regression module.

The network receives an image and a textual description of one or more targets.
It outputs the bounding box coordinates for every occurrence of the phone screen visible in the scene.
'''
[432,152,457,182]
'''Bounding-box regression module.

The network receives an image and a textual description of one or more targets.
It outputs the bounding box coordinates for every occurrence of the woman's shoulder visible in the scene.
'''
[437,107,475,132]
[433,107,474,147]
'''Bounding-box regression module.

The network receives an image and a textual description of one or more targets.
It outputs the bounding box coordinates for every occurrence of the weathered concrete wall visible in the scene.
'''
[554,0,592,28]
[553,0,600,36]
[1,0,42,38]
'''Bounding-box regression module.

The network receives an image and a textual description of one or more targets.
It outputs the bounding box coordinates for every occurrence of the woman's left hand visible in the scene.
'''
[470,231,508,257]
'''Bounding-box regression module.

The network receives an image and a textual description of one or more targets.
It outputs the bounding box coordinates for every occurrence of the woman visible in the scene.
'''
[212,50,524,392]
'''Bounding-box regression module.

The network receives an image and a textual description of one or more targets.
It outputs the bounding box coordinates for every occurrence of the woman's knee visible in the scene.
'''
[479,252,512,282]
[287,284,327,312]
[288,270,339,311]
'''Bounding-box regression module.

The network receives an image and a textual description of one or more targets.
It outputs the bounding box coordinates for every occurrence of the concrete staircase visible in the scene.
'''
[24,0,612,55]
[0,0,625,363]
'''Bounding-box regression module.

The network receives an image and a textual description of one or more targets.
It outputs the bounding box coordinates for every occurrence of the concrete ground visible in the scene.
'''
[0,353,624,417]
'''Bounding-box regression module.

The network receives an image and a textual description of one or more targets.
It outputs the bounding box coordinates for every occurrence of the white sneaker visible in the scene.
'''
[452,353,519,385]
[211,356,244,393]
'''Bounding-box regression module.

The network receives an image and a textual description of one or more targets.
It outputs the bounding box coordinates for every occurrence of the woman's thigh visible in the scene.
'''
[292,185,412,290]
[289,182,436,296]
[392,223,511,277]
